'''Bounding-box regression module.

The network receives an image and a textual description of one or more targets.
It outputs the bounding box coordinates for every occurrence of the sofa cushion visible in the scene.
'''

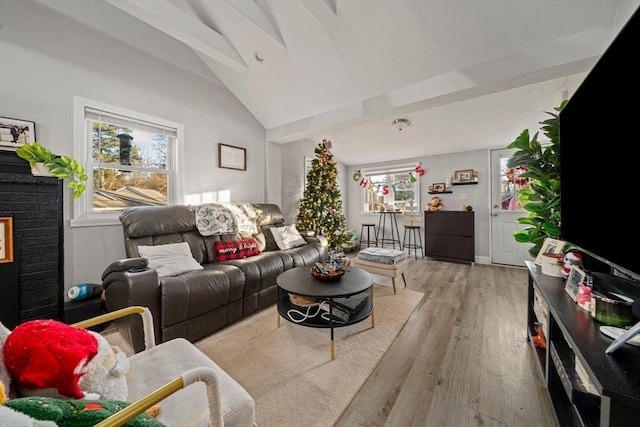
[213,238,260,261]
[258,225,279,251]
[138,242,204,277]
[270,224,306,250]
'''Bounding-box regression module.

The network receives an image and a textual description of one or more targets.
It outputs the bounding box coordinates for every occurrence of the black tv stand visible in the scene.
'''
[526,261,640,427]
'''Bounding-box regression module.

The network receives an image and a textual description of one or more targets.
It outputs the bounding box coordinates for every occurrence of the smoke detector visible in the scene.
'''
[392,118,410,131]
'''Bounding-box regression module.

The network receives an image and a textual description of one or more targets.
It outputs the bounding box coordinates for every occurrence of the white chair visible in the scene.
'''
[72,306,256,427]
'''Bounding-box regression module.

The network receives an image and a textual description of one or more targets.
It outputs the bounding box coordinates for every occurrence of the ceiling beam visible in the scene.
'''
[224,0,285,47]
[105,0,247,72]
[321,0,338,16]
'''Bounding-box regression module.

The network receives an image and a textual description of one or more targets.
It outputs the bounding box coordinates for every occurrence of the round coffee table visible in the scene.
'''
[276,266,374,360]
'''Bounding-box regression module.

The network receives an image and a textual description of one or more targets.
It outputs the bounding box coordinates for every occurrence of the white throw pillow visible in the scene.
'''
[270,225,307,250]
[138,242,203,277]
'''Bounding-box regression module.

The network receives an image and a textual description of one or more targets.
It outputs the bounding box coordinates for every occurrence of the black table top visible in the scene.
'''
[276,266,373,298]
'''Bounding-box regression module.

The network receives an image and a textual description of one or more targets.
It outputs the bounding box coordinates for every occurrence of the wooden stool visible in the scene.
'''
[359,223,378,249]
[402,225,423,259]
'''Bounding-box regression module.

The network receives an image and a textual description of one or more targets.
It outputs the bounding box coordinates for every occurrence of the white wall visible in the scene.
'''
[0,1,267,294]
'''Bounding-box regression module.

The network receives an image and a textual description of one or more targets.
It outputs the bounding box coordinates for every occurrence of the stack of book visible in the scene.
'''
[320,293,369,322]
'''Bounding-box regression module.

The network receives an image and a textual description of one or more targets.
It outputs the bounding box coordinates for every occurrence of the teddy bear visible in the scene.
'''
[427,196,443,211]
[2,319,129,401]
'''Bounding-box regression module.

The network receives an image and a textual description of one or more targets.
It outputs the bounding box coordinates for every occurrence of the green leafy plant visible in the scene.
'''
[506,100,567,258]
[15,141,88,199]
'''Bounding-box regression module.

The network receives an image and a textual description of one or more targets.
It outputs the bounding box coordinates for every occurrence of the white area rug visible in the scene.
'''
[195,284,424,426]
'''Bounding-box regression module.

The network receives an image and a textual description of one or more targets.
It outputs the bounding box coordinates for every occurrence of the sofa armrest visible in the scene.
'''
[102,259,161,353]
[72,306,157,350]
[303,234,329,261]
[303,234,328,247]
[101,257,149,280]
[95,367,224,427]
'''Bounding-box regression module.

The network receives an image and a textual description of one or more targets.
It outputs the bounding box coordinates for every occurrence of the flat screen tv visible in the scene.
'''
[560,6,640,281]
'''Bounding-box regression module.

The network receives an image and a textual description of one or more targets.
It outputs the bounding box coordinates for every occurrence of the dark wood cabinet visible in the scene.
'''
[423,211,474,264]
[526,261,640,426]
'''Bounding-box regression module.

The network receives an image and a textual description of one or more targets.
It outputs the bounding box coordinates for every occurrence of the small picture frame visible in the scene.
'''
[0,117,36,149]
[565,265,587,302]
[454,169,474,182]
[535,237,566,266]
[432,182,446,193]
[218,143,247,171]
[0,217,14,264]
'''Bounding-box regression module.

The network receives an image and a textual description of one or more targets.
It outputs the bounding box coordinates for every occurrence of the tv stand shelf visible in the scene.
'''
[526,261,640,426]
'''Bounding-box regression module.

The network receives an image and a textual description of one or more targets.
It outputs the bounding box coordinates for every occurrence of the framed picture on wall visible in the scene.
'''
[218,143,247,171]
[0,117,36,149]
[431,183,446,193]
[0,217,14,264]
[454,169,474,182]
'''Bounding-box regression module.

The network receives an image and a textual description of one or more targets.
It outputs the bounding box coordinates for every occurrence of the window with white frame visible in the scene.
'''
[360,165,420,213]
[72,97,183,226]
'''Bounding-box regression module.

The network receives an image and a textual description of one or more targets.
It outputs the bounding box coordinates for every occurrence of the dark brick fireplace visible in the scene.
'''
[0,150,63,328]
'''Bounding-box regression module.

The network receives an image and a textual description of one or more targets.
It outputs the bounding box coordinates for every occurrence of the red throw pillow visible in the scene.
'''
[213,238,260,261]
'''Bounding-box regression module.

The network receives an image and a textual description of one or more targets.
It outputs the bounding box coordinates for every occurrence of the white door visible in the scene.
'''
[490,148,534,266]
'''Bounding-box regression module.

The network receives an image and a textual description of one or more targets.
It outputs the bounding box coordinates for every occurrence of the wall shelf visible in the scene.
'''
[451,181,478,186]
[428,191,452,194]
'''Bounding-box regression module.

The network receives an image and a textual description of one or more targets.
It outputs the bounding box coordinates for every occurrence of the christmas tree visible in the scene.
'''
[297,139,348,250]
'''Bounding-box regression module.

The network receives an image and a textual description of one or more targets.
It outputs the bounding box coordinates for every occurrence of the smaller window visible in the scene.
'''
[72,97,184,226]
[361,165,420,213]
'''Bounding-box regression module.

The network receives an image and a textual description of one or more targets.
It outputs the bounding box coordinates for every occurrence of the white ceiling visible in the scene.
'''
[37,0,640,165]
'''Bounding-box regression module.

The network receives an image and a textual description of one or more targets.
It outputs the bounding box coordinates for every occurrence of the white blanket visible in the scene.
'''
[193,202,258,236]
[193,203,237,236]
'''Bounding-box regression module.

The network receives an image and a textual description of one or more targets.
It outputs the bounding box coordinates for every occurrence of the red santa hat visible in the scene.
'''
[3,319,98,399]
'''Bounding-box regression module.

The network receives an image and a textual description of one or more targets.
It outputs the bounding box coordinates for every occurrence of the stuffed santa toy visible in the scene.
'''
[3,319,129,401]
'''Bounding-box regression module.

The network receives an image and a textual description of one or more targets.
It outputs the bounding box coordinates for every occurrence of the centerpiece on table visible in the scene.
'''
[310,250,350,281]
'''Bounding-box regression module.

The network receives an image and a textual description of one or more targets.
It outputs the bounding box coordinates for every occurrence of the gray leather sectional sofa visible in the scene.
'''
[101,203,328,353]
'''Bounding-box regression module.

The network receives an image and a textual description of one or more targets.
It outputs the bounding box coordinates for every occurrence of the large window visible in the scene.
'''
[361,165,420,213]
[72,97,183,226]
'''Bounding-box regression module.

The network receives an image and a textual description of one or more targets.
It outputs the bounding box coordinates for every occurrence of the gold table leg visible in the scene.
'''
[371,311,375,328]
[330,339,335,361]
[277,311,280,328]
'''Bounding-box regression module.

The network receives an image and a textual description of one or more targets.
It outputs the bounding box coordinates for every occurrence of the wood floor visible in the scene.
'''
[335,258,557,427]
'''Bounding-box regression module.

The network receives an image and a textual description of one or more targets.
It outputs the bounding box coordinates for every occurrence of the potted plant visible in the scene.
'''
[15,141,87,199]
[506,100,567,258]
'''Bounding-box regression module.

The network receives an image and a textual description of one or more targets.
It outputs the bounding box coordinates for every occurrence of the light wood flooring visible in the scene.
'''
[335,257,557,427]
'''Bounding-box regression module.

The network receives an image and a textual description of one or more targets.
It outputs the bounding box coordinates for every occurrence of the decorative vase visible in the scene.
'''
[31,162,54,177]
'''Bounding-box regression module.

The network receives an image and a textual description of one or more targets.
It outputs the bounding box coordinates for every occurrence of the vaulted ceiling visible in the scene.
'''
[37,0,639,165]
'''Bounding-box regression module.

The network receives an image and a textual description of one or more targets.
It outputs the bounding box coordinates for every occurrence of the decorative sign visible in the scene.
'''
[353,163,424,194]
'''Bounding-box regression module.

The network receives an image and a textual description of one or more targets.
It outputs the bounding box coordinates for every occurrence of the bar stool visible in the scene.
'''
[403,225,423,259]
[377,211,402,249]
[359,223,378,249]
